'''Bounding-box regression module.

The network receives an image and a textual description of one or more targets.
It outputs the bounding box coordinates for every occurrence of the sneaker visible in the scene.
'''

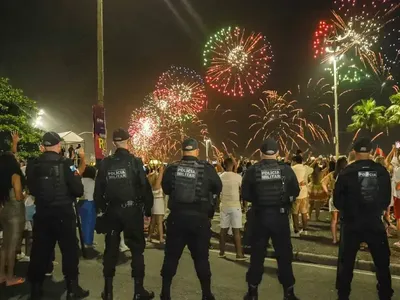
[292,231,300,238]
[300,230,308,236]
[16,253,26,260]
[133,289,155,299]
[20,256,31,262]
[218,253,226,258]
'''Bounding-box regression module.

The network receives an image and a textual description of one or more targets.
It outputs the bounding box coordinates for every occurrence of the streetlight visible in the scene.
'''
[33,108,45,128]
[326,47,343,159]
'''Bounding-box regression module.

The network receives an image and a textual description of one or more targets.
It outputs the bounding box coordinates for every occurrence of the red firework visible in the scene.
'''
[313,20,335,59]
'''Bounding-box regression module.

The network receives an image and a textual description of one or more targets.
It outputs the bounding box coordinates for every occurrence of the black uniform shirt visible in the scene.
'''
[242,159,300,205]
[94,148,153,213]
[26,151,84,214]
[334,159,391,227]
[162,156,222,215]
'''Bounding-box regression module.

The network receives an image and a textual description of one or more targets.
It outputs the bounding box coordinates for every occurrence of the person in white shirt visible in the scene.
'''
[218,158,246,260]
[291,155,314,236]
[79,166,96,247]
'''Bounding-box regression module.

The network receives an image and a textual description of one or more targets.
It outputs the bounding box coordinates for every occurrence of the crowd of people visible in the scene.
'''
[0,129,399,299]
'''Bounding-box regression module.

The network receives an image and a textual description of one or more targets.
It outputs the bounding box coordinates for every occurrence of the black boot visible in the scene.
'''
[160,295,171,300]
[30,282,44,300]
[202,294,216,300]
[243,284,258,300]
[66,278,90,299]
[283,286,299,300]
[101,277,113,300]
[133,278,155,300]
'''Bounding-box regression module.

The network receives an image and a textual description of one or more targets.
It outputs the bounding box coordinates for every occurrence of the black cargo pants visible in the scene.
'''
[336,223,393,299]
[103,205,145,278]
[246,209,295,289]
[28,208,79,283]
[161,213,211,282]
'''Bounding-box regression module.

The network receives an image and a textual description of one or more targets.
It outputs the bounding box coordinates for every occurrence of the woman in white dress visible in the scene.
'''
[147,165,165,244]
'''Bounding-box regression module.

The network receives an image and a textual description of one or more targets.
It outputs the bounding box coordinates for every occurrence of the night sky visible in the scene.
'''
[1,0,384,156]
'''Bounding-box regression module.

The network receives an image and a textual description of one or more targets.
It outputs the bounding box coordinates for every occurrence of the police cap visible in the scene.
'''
[182,138,198,151]
[42,132,62,147]
[113,128,130,142]
[353,137,372,153]
[260,138,279,155]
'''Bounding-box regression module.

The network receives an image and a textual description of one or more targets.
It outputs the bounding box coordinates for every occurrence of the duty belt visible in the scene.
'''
[121,200,142,208]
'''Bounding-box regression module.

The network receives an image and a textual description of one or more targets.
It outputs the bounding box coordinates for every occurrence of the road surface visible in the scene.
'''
[3,247,399,300]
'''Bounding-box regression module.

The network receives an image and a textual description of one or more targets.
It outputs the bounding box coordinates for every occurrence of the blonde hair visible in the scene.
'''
[147,172,158,189]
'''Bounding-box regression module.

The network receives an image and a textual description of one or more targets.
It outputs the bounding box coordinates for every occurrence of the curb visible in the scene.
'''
[209,239,400,276]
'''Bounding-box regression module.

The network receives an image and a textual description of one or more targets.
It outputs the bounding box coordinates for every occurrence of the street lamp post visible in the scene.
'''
[97,0,104,106]
[204,138,212,162]
[326,47,341,159]
[333,56,339,159]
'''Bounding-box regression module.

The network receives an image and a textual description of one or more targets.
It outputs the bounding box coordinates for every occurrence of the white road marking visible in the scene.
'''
[210,249,400,280]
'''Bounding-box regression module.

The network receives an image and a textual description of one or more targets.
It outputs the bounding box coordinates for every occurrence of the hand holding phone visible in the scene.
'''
[395,141,400,149]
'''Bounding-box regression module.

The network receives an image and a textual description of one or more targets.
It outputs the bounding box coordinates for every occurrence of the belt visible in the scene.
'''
[121,201,143,209]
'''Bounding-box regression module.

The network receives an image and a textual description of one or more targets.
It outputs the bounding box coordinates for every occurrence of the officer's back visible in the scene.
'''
[160,138,222,300]
[26,131,89,300]
[334,137,393,300]
[242,138,300,300]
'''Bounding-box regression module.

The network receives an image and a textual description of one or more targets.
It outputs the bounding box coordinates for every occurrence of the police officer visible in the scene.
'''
[242,138,300,300]
[334,137,393,300]
[160,138,222,300]
[94,128,154,300]
[26,132,89,300]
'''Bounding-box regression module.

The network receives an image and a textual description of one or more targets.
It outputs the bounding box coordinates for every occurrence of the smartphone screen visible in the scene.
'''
[396,141,400,149]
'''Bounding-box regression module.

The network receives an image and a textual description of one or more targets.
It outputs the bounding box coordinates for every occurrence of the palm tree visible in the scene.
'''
[347,98,387,132]
[385,92,400,127]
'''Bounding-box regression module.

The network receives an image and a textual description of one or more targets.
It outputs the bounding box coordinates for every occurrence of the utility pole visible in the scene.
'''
[333,56,339,159]
[97,0,104,105]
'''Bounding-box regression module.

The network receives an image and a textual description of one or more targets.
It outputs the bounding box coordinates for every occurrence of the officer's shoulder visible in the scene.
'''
[198,160,212,167]
[61,156,73,165]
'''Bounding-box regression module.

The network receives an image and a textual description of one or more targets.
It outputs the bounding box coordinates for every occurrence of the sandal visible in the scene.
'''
[236,255,247,261]
[6,277,25,286]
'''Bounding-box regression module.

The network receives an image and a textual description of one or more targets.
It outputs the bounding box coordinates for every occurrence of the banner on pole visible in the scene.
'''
[92,105,107,160]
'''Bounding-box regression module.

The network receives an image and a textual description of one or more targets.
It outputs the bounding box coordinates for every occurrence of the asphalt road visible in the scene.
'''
[2,246,399,300]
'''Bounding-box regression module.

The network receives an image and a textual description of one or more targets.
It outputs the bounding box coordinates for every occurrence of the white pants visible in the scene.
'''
[220,207,243,229]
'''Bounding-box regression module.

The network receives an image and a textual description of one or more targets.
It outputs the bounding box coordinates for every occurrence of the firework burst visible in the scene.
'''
[248,91,320,153]
[155,66,207,117]
[128,106,161,155]
[203,26,274,97]
[325,0,400,71]
[313,20,335,59]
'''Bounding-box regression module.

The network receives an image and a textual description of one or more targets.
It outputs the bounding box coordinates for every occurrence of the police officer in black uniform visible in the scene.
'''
[26,132,89,300]
[242,138,300,300]
[160,138,222,300]
[94,128,154,300]
[334,137,393,300]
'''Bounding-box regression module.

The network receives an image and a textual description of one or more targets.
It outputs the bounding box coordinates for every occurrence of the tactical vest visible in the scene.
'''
[34,158,70,208]
[357,166,379,207]
[255,163,285,207]
[105,155,138,204]
[171,160,206,204]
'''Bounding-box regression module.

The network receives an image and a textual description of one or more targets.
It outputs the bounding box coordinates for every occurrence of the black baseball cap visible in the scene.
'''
[182,138,199,151]
[42,132,62,147]
[260,138,279,155]
[113,128,130,142]
[353,137,372,153]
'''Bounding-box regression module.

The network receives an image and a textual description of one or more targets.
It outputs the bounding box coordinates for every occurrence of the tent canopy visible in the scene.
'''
[58,131,84,145]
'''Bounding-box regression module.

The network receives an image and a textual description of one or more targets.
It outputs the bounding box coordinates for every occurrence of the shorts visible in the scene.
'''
[291,197,309,215]
[394,197,400,220]
[220,207,242,229]
[329,196,338,212]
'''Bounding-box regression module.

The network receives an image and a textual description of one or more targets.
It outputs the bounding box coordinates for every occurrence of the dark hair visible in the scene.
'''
[296,149,303,155]
[82,166,96,180]
[328,161,335,173]
[224,158,234,170]
[246,162,252,168]
[334,157,348,179]
[237,166,243,174]
[0,152,26,205]
[311,165,322,185]
[293,155,303,164]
